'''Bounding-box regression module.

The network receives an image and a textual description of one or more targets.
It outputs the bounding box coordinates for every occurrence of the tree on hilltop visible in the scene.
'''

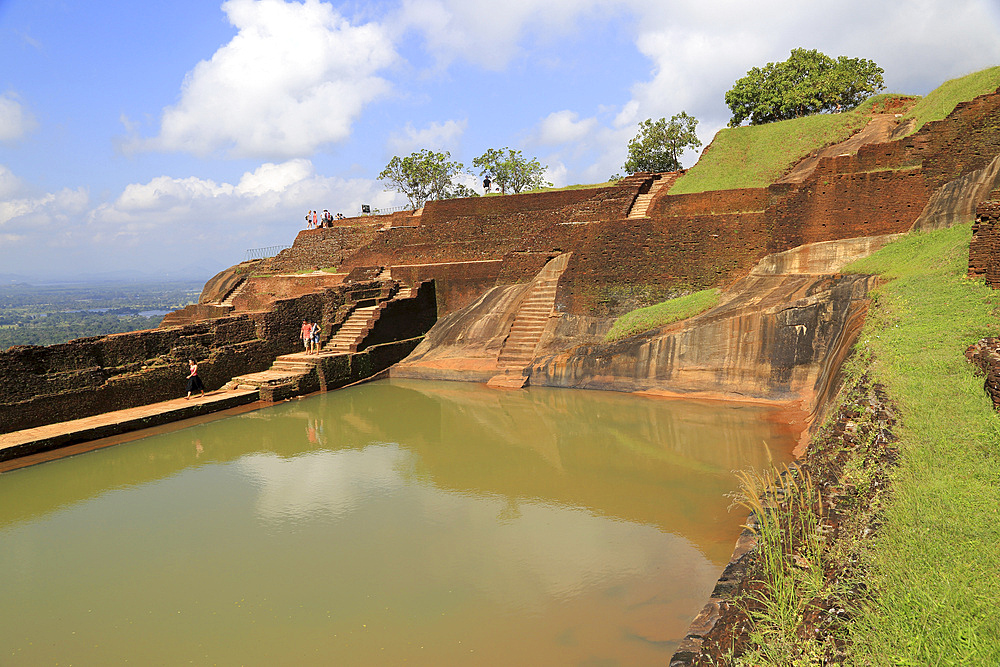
[378,149,476,209]
[725,48,885,127]
[473,148,552,194]
[623,112,702,174]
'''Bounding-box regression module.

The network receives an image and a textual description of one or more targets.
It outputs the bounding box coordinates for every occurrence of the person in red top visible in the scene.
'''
[301,319,312,353]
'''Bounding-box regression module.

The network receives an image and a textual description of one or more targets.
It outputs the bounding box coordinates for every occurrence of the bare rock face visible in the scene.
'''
[530,272,875,422]
[394,237,881,431]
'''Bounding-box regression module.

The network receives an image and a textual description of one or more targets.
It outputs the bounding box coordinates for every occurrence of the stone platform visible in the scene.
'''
[0,388,260,467]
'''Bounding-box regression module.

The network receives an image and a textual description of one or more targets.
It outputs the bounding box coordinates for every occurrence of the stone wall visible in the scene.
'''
[968,196,1000,285]
[0,279,420,434]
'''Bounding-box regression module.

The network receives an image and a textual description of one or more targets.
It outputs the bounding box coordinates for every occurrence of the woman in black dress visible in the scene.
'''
[186,359,205,399]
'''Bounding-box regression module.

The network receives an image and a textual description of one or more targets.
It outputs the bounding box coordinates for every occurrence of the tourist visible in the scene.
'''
[311,320,322,354]
[322,209,333,227]
[301,319,312,353]
[312,210,318,229]
[483,174,492,193]
[185,359,205,399]
[305,210,314,229]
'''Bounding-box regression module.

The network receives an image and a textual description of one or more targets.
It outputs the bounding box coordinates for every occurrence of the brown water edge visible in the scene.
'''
[0,379,802,665]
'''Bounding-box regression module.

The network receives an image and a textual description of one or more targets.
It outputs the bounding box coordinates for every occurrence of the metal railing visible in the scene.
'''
[359,204,414,216]
[244,245,289,262]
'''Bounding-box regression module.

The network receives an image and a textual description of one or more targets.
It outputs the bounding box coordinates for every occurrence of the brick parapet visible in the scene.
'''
[0,284,371,434]
[968,198,1000,284]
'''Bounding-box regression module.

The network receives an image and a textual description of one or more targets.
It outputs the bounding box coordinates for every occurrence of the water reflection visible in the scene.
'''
[0,379,798,666]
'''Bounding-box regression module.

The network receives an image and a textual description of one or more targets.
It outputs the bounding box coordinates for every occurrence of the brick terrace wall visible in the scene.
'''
[261,223,383,273]
[230,89,1000,318]
[650,188,770,217]
[0,285,368,434]
[966,337,1000,409]
[968,197,1000,285]
[390,261,504,315]
[232,273,347,312]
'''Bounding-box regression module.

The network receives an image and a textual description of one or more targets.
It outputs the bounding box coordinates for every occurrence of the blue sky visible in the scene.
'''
[1,0,999,281]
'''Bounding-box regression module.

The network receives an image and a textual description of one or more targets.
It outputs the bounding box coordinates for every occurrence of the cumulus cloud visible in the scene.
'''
[0,93,37,142]
[392,0,616,69]
[136,0,397,159]
[533,110,598,146]
[0,160,402,276]
[387,119,467,154]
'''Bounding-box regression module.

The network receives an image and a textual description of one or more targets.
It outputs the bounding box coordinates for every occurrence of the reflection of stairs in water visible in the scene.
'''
[488,254,571,389]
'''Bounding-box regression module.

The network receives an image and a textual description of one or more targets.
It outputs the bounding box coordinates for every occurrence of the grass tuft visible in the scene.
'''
[603,288,720,342]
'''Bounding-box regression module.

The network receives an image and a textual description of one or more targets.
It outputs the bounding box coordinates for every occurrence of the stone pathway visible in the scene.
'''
[0,388,259,468]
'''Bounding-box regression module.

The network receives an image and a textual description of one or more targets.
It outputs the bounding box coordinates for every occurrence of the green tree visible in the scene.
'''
[725,48,885,127]
[622,112,702,174]
[378,149,475,209]
[473,148,552,194]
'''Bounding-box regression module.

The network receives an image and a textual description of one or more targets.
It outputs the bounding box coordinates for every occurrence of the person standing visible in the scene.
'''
[301,319,312,353]
[305,210,314,229]
[311,320,322,354]
[483,175,492,193]
[185,359,205,399]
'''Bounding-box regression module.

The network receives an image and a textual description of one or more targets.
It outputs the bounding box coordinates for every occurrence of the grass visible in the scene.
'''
[899,65,1000,136]
[670,112,869,194]
[733,464,828,665]
[603,288,720,342]
[839,223,1000,665]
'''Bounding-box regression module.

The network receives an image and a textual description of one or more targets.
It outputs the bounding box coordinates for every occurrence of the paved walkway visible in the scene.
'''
[0,388,260,469]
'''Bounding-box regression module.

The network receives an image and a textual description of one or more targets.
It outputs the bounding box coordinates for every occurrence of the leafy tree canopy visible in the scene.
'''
[378,149,475,209]
[725,48,885,127]
[473,148,552,194]
[623,112,702,174]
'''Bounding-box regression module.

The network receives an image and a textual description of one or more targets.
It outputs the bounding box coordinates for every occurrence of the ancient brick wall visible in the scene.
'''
[390,260,504,315]
[968,197,1000,285]
[0,284,377,434]
[261,223,383,273]
[965,337,1000,409]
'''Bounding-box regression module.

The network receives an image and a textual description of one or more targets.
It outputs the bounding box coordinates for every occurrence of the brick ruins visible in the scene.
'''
[3,86,1000,436]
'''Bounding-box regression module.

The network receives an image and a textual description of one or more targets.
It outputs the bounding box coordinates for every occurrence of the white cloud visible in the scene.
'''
[533,110,598,146]
[387,119,467,154]
[0,161,402,276]
[0,93,37,142]
[393,0,616,69]
[137,0,397,159]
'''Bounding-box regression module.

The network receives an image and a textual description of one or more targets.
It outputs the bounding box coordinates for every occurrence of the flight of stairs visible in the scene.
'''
[488,254,570,389]
[325,305,380,353]
[219,279,248,307]
[627,176,667,218]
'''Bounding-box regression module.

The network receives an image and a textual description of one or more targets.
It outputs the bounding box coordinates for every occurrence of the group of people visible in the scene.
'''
[300,319,323,354]
[305,209,346,229]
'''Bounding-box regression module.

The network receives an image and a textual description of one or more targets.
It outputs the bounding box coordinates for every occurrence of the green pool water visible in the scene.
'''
[0,379,798,665]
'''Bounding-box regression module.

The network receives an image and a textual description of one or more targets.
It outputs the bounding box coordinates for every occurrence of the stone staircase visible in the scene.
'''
[627,173,677,218]
[223,280,418,399]
[219,279,248,307]
[325,305,380,353]
[488,254,571,389]
[224,353,318,400]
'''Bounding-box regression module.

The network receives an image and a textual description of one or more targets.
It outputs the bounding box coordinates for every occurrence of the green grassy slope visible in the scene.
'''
[670,66,1000,195]
[670,110,870,194]
[901,65,1000,135]
[842,224,1000,664]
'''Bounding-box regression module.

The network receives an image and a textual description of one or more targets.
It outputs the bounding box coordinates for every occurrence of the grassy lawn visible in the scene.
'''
[670,112,869,194]
[900,65,1000,136]
[604,288,720,342]
[842,223,1000,664]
